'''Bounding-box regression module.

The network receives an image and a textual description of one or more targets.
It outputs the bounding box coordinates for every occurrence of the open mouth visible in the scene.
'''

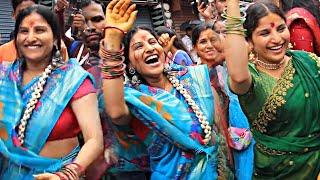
[25,45,41,49]
[144,54,159,64]
[267,43,285,51]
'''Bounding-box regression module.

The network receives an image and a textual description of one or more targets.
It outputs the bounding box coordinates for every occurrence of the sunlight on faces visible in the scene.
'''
[16,12,55,63]
[129,29,166,79]
[194,29,224,66]
[250,13,290,63]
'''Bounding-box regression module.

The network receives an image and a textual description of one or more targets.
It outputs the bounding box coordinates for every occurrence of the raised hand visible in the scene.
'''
[71,13,87,32]
[105,0,138,33]
[55,0,69,11]
[158,33,176,54]
[197,1,216,21]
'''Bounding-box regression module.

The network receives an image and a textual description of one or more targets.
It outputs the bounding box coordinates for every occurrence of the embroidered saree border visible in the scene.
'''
[252,60,296,133]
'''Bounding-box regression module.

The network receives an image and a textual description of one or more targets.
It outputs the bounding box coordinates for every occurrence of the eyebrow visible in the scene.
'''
[131,37,156,47]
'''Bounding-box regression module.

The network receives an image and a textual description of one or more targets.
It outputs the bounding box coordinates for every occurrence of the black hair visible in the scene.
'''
[80,0,106,12]
[123,26,158,82]
[244,0,286,40]
[11,0,37,12]
[191,23,216,45]
[281,0,320,25]
[185,26,192,32]
[156,26,188,52]
[14,5,61,51]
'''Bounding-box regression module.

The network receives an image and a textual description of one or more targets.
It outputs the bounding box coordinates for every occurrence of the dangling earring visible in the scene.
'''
[249,51,256,62]
[163,63,171,73]
[129,67,141,84]
[288,42,293,49]
[52,43,64,67]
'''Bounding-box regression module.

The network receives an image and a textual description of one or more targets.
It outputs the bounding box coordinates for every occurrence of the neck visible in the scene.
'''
[24,57,51,73]
[145,73,169,90]
[201,59,219,68]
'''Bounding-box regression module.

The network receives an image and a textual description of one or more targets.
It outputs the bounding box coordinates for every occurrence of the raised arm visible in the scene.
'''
[224,0,252,94]
[101,0,138,125]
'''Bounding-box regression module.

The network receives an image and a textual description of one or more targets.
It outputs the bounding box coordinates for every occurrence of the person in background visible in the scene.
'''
[282,0,320,55]
[156,26,194,66]
[0,5,103,179]
[0,0,37,62]
[181,26,198,63]
[225,0,320,178]
[192,23,253,180]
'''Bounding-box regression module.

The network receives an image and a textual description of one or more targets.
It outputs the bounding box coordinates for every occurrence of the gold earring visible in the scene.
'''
[249,51,256,62]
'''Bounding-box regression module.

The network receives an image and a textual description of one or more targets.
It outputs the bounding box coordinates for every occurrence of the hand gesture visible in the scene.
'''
[71,13,87,32]
[197,1,217,21]
[158,33,176,54]
[105,0,138,34]
[33,173,60,180]
[55,0,69,11]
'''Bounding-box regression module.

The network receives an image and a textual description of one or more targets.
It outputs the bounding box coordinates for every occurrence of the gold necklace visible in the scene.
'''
[254,58,286,70]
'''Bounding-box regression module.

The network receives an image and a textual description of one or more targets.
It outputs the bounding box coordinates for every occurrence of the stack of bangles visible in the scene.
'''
[54,162,84,180]
[99,39,126,79]
[221,9,247,36]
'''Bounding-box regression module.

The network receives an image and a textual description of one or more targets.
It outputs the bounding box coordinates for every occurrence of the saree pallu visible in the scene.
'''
[239,50,320,179]
[214,65,254,180]
[112,65,234,179]
[0,58,91,179]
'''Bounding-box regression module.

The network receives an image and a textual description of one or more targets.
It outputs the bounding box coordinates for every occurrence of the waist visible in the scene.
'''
[40,137,79,158]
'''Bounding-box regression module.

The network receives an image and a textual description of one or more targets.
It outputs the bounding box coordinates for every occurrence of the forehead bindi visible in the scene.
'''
[131,31,154,44]
[21,13,48,28]
[256,13,285,30]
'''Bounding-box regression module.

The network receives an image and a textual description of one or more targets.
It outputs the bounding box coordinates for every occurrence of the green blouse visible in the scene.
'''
[238,50,320,179]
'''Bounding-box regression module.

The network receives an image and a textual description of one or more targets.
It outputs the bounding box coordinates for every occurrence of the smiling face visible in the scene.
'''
[128,29,166,79]
[82,2,105,51]
[194,28,224,67]
[250,12,290,63]
[16,12,54,63]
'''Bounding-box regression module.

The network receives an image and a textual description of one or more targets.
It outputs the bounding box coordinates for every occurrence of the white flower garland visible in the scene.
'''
[17,63,55,145]
[166,74,212,145]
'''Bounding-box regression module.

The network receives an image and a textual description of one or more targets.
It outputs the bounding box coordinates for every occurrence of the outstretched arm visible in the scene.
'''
[224,0,252,94]
[101,0,138,125]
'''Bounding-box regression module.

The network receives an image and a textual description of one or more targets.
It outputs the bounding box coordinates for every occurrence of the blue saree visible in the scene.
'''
[0,58,91,179]
[112,64,234,179]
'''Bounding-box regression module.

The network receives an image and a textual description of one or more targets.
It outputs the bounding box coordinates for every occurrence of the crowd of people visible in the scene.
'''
[0,0,319,179]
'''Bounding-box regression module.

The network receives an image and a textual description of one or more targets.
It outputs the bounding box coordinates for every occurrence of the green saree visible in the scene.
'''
[238,50,320,179]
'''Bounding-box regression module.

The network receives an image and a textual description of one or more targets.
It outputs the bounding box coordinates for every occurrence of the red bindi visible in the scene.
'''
[270,22,275,28]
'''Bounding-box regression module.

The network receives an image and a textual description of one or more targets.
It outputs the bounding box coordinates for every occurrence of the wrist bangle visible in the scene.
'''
[104,26,127,35]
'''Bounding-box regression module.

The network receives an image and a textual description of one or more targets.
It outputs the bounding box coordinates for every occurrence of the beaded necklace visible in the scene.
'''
[254,58,286,70]
[17,62,55,146]
[166,73,212,145]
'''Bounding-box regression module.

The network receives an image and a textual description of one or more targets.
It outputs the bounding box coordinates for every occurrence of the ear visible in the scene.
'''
[247,40,254,52]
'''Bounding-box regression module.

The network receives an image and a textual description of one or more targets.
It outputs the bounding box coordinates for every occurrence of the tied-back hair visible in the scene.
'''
[123,26,158,82]
[191,23,217,46]
[244,0,286,40]
[14,5,62,54]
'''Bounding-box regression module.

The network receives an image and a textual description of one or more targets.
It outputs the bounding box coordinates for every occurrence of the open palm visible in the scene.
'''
[105,0,138,33]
